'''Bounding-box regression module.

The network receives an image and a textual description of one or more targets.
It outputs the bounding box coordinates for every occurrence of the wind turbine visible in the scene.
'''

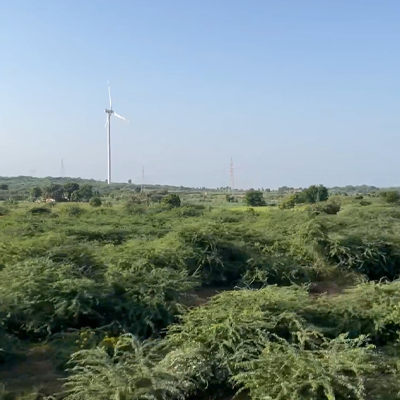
[104,81,129,184]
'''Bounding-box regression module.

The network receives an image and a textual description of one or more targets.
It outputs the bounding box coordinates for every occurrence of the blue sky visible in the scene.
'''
[0,0,399,189]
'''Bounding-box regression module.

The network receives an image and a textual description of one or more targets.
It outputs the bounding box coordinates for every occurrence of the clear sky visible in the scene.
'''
[0,0,399,189]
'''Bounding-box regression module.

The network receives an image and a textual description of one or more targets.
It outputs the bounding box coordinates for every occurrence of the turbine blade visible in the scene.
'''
[114,112,129,122]
[107,80,112,109]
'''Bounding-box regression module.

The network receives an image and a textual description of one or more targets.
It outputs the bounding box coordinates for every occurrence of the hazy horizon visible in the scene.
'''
[1,1,399,189]
[0,174,391,192]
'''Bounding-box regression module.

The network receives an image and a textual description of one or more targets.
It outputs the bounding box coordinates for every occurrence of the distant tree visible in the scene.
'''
[264,188,271,192]
[0,184,8,190]
[226,194,234,203]
[149,193,164,204]
[301,185,329,204]
[133,186,141,193]
[73,184,94,202]
[161,194,181,208]
[279,194,299,210]
[380,191,400,204]
[89,197,102,207]
[278,186,293,193]
[63,182,80,201]
[30,187,42,199]
[42,184,64,201]
[244,190,266,207]
[70,191,80,202]
[128,193,146,205]
[128,179,132,184]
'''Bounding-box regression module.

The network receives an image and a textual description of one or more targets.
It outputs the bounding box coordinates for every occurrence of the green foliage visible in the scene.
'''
[380,191,400,204]
[279,186,329,209]
[105,262,198,336]
[2,187,400,396]
[64,335,189,400]
[279,193,299,209]
[29,206,52,215]
[0,206,10,216]
[233,332,375,400]
[301,185,329,203]
[306,200,341,215]
[89,197,102,207]
[63,204,85,217]
[71,184,94,202]
[164,286,312,392]
[226,193,234,203]
[0,258,108,336]
[42,184,64,201]
[63,182,80,200]
[161,194,181,208]
[29,186,42,199]
[319,281,400,341]
[244,190,265,207]
[0,184,8,190]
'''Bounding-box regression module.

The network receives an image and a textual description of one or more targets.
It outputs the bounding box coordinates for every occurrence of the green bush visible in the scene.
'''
[64,205,85,217]
[29,206,52,215]
[164,286,312,392]
[0,258,108,336]
[244,190,265,207]
[105,262,198,336]
[226,194,234,203]
[306,201,341,215]
[380,191,400,204]
[233,332,375,400]
[64,335,189,400]
[279,194,298,209]
[301,185,329,203]
[161,194,181,208]
[0,206,10,216]
[89,197,102,207]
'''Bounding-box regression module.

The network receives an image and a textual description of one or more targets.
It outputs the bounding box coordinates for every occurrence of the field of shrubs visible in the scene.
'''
[1,191,400,399]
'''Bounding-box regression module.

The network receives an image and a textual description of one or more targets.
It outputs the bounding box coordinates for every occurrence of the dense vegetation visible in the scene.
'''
[2,180,400,399]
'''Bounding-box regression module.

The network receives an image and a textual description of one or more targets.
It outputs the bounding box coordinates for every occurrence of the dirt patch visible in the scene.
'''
[0,346,63,396]
[309,281,345,296]
[183,286,233,307]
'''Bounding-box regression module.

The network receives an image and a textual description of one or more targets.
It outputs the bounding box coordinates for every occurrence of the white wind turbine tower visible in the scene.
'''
[104,81,129,184]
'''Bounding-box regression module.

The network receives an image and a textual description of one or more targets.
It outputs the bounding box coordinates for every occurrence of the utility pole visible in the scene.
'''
[60,158,65,179]
[141,166,145,193]
[230,158,234,192]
